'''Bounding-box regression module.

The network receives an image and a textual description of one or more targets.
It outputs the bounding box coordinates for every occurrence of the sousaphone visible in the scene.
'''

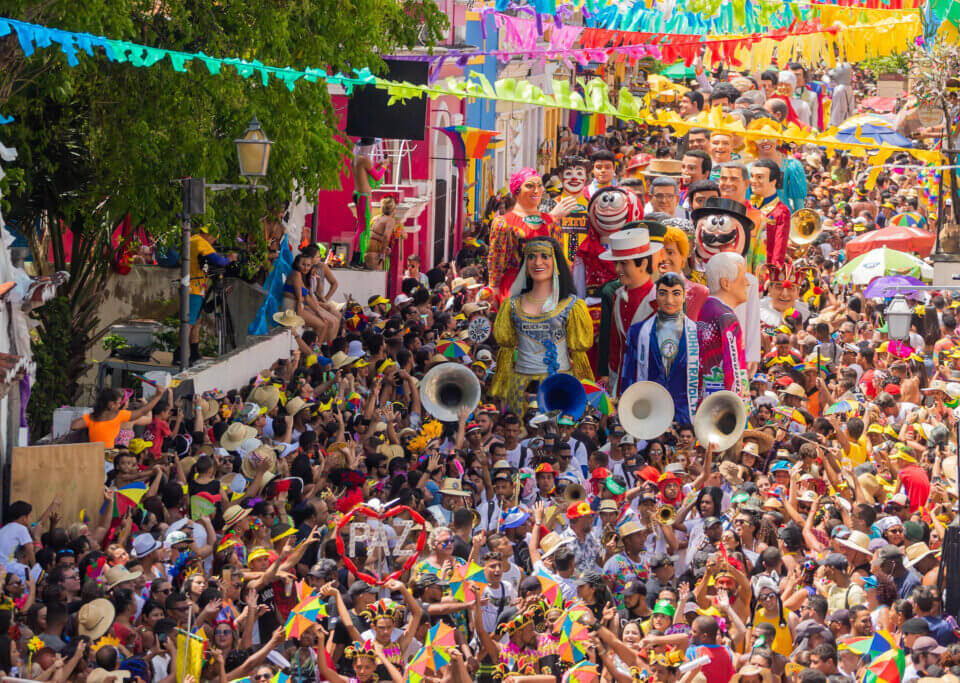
[419,362,481,422]
[693,390,747,451]
[618,381,675,440]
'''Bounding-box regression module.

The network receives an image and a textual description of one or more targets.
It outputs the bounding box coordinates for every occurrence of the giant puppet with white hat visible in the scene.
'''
[596,224,663,395]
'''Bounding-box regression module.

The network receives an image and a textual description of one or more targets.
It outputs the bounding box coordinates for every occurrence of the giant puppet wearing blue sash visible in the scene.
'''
[620,272,700,424]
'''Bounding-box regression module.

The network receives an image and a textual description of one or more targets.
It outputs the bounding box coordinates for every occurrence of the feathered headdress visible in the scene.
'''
[344,639,378,660]
[360,599,402,623]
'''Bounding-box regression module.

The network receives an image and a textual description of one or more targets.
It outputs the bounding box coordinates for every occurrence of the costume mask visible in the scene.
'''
[587,187,642,241]
[692,198,753,264]
[561,166,588,195]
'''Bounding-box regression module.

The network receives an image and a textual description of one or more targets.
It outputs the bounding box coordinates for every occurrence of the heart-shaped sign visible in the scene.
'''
[334,504,427,586]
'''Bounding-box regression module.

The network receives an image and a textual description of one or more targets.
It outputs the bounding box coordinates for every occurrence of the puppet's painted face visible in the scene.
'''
[769,281,799,313]
[587,187,641,240]
[561,166,587,195]
[695,211,749,263]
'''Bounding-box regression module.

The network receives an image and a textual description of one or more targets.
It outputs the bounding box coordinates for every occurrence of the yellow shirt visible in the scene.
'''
[752,607,795,657]
[190,234,216,296]
[842,434,868,468]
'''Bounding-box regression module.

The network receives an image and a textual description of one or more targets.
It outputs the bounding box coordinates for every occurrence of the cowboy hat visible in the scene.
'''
[249,384,281,411]
[78,599,116,639]
[241,444,277,480]
[599,228,663,262]
[539,531,573,559]
[220,422,257,451]
[904,542,941,568]
[331,351,360,370]
[272,309,306,328]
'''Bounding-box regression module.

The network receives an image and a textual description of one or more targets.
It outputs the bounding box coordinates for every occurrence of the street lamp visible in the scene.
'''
[885,294,913,341]
[179,117,272,371]
[235,116,273,178]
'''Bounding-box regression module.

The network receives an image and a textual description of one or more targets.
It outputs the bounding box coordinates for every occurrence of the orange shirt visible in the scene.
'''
[84,410,132,448]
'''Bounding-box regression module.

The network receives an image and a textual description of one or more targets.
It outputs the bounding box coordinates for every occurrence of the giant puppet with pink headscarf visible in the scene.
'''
[487,168,563,302]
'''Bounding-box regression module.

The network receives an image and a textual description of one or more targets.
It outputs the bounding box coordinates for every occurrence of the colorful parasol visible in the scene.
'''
[835,114,913,148]
[557,614,592,664]
[533,568,563,607]
[867,630,897,660]
[885,340,914,360]
[563,661,601,683]
[113,482,148,517]
[346,392,363,410]
[861,646,905,683]
[862,275,925,299]
[887,211,926,228]
[283,593,328,638]
[449,561,487,602]
[824,399,859,416]
[424,623,457,649]
[437,339,470,358]
[581,379,613,415]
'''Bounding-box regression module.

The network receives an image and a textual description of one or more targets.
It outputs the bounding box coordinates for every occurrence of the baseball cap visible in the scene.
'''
[819,553,848,570]
[902,617,931,635]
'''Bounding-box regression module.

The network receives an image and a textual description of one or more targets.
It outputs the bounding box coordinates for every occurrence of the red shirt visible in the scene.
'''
[145,418,171,459]
[899,465,931,513]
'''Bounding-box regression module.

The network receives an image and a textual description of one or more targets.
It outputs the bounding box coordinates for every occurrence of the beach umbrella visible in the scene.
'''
[862,275,925,298]
[888,211,926,228]
[835,114,913,148]
[437,339,470,359]
[846,225,935,258]
[581,379,613,415]
[834,247,932,285]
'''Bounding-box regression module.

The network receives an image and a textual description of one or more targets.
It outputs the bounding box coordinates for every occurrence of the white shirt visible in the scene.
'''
[481,581,517,634]
[0,522,31,570]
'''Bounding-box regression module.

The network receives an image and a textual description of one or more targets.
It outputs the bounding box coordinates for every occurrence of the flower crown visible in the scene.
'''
[360,599,402,623]
[344,639,378,660]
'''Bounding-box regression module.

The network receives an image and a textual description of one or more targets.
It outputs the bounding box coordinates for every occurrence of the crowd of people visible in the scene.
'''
[6,60,960,683]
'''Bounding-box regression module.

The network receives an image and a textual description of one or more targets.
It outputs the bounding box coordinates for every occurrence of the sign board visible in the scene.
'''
[10,443,104,526]
[877,74,906,98]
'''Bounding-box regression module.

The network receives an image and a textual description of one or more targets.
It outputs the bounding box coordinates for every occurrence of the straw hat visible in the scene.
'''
[743,428,775,452]
[241,444,277,479]
[642,158,683,178]
[223,504,252,530]
[104,565,143,589]
[782,383,807,399]
[220,422,257,451]
[286,397,308,417]
[539,531,573,559]
[249,384,281,411]
[273,309,306,328]
[438,478,471,497]
[719,461,745,486]
[78,598,116,639]
[331,351,359,370]
[836,530,872,556]
[904,542,941,568]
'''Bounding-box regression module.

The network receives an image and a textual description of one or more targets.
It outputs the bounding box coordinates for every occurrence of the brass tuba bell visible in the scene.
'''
[419,362,481,422]
[562,483,587,505]
[693,390,747,452]
[789,208,822,258]
[655,504,677,526]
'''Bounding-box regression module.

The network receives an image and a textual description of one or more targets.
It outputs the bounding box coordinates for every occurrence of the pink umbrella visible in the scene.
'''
[846,225,935,258]
[886,340,914,359]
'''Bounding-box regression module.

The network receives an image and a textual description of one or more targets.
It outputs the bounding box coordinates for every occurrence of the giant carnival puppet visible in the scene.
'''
[749,158,791,269]
[757,259,811,333]
[692,198,754,397]
[557,156,591,265]
[491,236,594,414]
[488,169,563,301]
[620,271,701,423]
[694,195,761,372]
[572,187,643,378]
[597,227,663,396]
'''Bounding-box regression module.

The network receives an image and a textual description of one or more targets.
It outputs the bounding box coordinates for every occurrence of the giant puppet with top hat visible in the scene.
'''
[594,225,662,396]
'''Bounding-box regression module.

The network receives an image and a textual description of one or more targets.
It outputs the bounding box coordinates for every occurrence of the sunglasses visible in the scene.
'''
[254,675,271,681]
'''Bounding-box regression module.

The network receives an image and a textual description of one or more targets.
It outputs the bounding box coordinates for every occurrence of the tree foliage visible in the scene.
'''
[0,0,447,436]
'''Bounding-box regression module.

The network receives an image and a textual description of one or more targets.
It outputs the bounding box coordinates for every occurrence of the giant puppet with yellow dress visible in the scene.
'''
[490,237,595,414]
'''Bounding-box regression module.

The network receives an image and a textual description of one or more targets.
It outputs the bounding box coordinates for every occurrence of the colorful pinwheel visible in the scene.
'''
[582,379,612,415]
[437,339,470,358]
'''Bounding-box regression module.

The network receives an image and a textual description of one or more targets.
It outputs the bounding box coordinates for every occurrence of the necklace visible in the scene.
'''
[525,294,548,303]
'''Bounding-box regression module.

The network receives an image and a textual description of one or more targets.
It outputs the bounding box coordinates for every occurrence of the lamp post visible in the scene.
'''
[885,294,913,342]
[179,117,273,371]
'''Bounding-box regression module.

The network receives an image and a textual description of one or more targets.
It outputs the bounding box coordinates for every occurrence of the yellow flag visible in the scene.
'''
[175,632,205,683]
